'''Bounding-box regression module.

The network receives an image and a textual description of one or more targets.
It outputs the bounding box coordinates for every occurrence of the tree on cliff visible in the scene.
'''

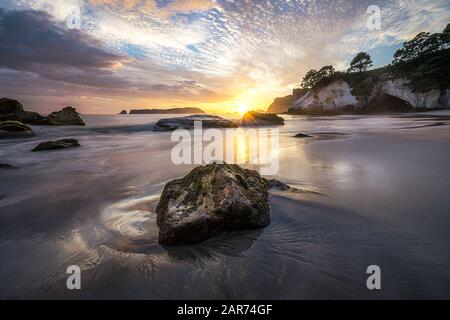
[393,32,443,64]
[301,65,335,89]
[391,24,450,91]
[347,52,373,73]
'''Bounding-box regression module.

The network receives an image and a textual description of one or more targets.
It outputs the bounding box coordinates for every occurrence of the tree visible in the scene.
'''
[301,69,318,89]
[393,32,442,64]
[390,24,450,92]
[301,65,335,89]
[348,52,373,73]
[441,23,450,48]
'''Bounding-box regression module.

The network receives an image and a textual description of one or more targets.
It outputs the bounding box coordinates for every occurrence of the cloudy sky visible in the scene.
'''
[0,0,448,114]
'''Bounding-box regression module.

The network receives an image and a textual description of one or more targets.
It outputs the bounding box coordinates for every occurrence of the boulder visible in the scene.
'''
[156,163,271,245]
[263,178,302,192]
[0,121,35,139]
[32,139,80,152]
[119,110,127,114]
[0,98,24,114]
[0,163,19,169]
[35,107,85,126]
[0,98,44,124]
[294,133,313,138]
[239,111,285,126]
[154,115,237,131]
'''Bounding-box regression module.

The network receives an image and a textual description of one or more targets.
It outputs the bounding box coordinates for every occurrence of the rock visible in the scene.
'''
[0,163,19,169]
[119,110,127,114]
[130,107,205,114]
[32,139,80,152]
[381,79,442,109]
[34,106,85,126]
[0,98,24,114]
[239,111,285,126]
[264,178,301,192]
[365,93,414,113]
[292,80,358,112]
[156,163,271,245]
[267,88,309,114]
[0,121,35,138]
[154,115,238,131]
[294,133,313,138]
[0,98,44,124]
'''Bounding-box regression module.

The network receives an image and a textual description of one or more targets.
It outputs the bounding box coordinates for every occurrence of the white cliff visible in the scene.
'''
[381,79,442,109]
[292,80,358,110]
[288,78,449,112]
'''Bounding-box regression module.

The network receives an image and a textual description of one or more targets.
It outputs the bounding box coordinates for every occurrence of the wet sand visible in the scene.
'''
[0,113,450,299]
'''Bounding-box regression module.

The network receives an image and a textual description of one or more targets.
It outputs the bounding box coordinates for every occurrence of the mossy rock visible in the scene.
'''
[156,163,271,245]
[0,121,35,139]
[32,139,80,152]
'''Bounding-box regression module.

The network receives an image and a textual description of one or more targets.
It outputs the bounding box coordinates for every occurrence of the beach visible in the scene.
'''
[1,113,450,299]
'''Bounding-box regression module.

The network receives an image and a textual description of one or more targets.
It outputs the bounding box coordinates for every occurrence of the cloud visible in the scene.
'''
[88,0,215,17]
[0,9,130,88]
[1,0,449,114]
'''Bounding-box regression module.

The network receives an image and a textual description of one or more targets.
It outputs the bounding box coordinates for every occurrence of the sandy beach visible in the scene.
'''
[1,113,449,299]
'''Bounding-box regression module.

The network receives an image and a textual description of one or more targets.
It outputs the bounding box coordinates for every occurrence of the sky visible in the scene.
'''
[0,0,449,114]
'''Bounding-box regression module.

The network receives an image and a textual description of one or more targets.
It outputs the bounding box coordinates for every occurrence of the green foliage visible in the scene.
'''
[348,52,373,73]
[296,23,449,100]
[301,65,335,89]
[391,24,450,91]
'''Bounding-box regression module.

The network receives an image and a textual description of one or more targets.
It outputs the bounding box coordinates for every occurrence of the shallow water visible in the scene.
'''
[0,113,450,299]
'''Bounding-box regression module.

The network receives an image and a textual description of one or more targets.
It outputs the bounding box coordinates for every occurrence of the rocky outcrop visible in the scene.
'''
[0,98,86,125]
[0,98,44,124]
[294,133,313,138]
[32,139,80,152]
[0,163,19,169]
[34,106,85,126]
[292,80,358,112]
[240,111,285,126]
[130,107,205,115]
[0,98,23,114]
[119,110,127,114]
[154,115,237,131]
[268,95,297,114]
[0,121,35,139]
[281,78,449,114]
[381,79,442,109]
[267,88,309,113]
[156,163,271,245]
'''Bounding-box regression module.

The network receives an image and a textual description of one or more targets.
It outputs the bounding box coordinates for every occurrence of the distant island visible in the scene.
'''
[129,107,205,115]
[268,24,450,115]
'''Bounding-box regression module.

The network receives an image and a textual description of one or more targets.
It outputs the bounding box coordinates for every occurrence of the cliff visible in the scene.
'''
[268,66,450,114]
[267,88,309,113]
[285,77,449,114]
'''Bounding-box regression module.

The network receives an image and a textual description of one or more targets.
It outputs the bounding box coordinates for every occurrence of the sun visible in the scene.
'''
[238,103,249,117]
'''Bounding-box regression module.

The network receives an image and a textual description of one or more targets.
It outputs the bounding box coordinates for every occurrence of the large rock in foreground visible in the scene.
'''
[156,164,271,245]
[0,121,35,139]
[35,106,85,126]
[154,115,237,131]
[32,139,80,152]
[240,111,285,126]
